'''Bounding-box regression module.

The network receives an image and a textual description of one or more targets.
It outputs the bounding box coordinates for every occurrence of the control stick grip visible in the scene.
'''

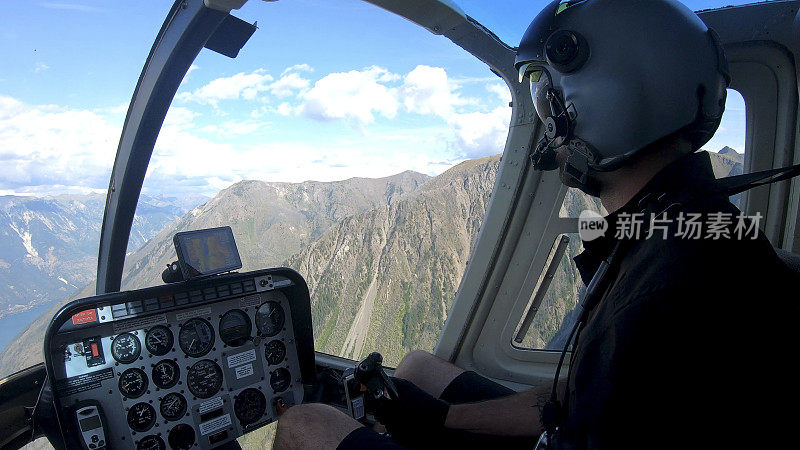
[377,367,399,400]
[354,352,398,400]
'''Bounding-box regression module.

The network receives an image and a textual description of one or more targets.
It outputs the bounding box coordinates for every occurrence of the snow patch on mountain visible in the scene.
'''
[8,223,40,262]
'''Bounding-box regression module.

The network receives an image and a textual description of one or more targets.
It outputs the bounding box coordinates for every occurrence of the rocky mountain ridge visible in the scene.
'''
[0,193,207,317]
[120,171,430,291]
[289,155,500,364]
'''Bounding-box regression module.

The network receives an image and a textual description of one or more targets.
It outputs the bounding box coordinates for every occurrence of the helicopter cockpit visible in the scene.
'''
[1,0,799,449]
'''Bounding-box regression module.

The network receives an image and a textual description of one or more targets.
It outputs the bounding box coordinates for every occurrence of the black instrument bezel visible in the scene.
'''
[43,267,314,449]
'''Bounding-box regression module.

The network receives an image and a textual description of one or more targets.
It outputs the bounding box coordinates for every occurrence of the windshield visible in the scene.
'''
[0,0,509,377]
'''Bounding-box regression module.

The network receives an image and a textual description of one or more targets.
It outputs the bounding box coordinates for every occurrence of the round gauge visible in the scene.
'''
[136,435,166,450]
[119,368,149,399]
[255,301,285,337]
[178,318,215,357]
[270,367,291,393]
[151,359,180,389]
[127,402,156,432]
[168,424,196,450]
[112,332,141,364]
[186,359,223,399]
[234,388,266,426]
[160,392,188,421]
[145,325,173,356]
[219,309,252,347]
[264,339,286,365]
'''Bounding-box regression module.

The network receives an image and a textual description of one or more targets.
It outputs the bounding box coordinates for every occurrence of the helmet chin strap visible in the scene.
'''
[561,141,602,196]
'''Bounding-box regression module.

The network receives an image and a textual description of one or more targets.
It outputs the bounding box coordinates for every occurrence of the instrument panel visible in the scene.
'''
[44,269,314,450]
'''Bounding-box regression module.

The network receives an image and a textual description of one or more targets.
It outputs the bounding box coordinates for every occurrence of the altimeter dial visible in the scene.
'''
[151,359,180,389]
[168,424,195,450]
[178,318,214,358]
[136,435,166,450]
[119,368,148,399]
[234,388,266,426]
[255,302,285,337]
[186,359,223,399]
[264,339,286,365]
[160,392,188,421]
[145,325,173,356]
[127,402,156,432]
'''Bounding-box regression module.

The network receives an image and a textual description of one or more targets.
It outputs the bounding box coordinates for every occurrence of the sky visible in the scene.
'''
[0,0,750,199]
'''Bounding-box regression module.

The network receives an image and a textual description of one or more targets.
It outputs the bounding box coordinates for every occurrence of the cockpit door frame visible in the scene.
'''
[360,1,550,364]
[701,1,800,251]
[96,0,245,295]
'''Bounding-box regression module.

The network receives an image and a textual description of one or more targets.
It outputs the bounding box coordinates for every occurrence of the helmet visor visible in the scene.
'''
[519,63,555,122]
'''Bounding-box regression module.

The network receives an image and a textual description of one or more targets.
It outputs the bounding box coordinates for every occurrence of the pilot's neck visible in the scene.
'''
[597,136,691,213]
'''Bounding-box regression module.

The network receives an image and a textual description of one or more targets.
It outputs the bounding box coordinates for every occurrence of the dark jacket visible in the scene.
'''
[558,151,800,449]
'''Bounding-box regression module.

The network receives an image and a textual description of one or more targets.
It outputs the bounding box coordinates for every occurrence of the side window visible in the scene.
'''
[515,88,746,351]
[513,234,585,350]
[704,89,746,208]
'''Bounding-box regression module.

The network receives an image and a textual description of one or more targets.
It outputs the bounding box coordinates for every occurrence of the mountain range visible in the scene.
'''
[0,193,208,318]
[0,148,743,449]
[121,172,429,291]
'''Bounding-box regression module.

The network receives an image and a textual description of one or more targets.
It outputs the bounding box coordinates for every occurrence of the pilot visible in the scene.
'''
[274,0,799,449]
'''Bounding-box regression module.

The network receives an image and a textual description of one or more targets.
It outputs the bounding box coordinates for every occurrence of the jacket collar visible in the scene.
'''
[573,151,717,283]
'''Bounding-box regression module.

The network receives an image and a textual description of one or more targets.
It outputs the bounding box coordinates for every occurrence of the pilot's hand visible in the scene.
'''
[373,377,450,444]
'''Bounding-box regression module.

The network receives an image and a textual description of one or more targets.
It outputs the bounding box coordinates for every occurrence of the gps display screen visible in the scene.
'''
[174,227,242,278]
[79,415,100,432]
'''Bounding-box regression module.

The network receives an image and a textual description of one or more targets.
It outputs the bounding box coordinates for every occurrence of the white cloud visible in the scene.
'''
[486,83,511,104]
[177,69,274,106]
[0,96,259,197]
[449,107,510,158]
[0,95,119,193]
[176,66,312,106]
[268,72,311,99]
[0,63,512,198]
[34,62,50,73]
[288,64,510,157]
[299,66,399,124]
[198,119,268,137]
[40,3,102,13]
[94,101,129,117]
[281,64,313,77]
[276,102,294,116]
[163,106,199,129]
[400,65,460,118]
[398,66,510,158]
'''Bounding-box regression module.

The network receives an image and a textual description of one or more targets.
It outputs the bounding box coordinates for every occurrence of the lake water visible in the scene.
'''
[0,303,51,358]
